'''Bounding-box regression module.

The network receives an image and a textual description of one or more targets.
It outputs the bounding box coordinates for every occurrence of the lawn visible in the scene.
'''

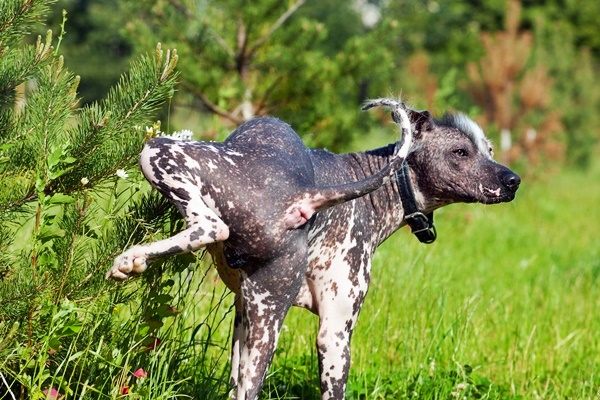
[269,165,600,399]
[2,165,598,400]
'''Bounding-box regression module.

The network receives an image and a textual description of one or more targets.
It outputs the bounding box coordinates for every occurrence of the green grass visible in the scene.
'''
[270,165,600,399]
[2,165,598,400]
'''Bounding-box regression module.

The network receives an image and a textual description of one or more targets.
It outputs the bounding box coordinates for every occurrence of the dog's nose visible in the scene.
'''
[502,171,521,190]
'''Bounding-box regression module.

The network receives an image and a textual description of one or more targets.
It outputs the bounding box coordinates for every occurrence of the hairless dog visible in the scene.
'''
[107,99,520,400]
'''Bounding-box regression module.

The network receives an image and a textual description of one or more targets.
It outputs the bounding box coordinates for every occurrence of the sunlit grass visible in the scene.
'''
[4,166,597,400]
[272,165,600,399]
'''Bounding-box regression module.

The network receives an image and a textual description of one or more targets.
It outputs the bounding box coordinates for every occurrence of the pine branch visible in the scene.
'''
[56,44,179,192]
[248,0,306,57]
[0,0,52,49]
[0,31,55,109]
[0,53,79,217]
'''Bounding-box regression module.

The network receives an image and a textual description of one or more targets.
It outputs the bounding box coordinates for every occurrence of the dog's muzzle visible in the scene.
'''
[500,169,521,192]
[486,168,520,203]
[478,164,521,204]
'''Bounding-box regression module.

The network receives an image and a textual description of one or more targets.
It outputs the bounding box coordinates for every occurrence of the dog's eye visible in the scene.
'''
[453,149,468,157]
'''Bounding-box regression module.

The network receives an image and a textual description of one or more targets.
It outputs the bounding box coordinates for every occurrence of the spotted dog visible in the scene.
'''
[107,100,413,399]
[107,99,520,400]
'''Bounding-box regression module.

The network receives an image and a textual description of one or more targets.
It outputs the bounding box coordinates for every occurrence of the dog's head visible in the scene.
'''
[403,108,520,206]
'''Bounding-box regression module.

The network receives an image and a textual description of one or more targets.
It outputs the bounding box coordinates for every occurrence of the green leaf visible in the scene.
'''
[47,166,74,180]
[48,193,75,204]
[48,145,67,168]
[37,251,58,269]
[38,225,65,241]
[152,294,173,304]
[156,304,177,318]
[48,337,62,351]
[59,322,83,336]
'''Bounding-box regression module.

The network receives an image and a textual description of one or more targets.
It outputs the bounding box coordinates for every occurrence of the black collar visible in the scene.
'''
[395,162,437,244]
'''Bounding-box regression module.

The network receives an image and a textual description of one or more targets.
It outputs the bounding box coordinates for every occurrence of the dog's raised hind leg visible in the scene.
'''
[106,196,229,281]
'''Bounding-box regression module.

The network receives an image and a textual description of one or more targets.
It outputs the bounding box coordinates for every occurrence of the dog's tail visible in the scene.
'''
[283,99,412,229]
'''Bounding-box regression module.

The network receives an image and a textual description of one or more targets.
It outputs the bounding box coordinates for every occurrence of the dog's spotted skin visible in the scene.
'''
[107,99,520,400]
[107,100,414,400]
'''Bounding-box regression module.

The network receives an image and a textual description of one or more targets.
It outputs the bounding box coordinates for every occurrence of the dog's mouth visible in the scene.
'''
[469,165,521,204]
[478,184,518,204]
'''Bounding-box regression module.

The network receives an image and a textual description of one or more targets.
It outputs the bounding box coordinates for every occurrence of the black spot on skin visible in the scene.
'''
[189,227,205,242]
[345,319,352,333]
[166,246,182,255]
[331,281,338,296]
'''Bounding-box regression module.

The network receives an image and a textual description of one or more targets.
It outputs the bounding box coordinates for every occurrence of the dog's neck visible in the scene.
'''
[309,143,444,245]
[342,144,437,245]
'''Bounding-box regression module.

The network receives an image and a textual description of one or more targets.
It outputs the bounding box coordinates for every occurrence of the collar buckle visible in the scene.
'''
[395,162,437,244]
[404,211,437,244]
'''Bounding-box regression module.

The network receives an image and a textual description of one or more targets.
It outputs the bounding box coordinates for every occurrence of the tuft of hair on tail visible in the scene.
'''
[362,98,413,159]
[361,97,406,112]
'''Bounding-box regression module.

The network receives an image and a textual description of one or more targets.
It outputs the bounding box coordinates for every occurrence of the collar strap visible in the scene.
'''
[395,162,437,244]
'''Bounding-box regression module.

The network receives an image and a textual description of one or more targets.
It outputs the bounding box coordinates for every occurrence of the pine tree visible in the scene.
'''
[0,1,180,397]
[112,0,402,151]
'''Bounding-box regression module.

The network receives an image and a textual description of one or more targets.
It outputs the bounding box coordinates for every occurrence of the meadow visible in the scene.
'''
[268,165,600,399]
[2,164,598,400]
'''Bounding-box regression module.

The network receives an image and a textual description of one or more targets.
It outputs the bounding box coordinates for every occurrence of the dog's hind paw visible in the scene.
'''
[106,246,148,281]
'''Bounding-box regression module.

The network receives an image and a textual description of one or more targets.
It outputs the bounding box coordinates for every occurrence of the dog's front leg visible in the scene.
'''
[316,305,358,400]
[313,261,372,400]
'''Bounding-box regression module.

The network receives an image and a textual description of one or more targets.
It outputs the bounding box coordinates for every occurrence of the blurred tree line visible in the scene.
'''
[49,0,599,170]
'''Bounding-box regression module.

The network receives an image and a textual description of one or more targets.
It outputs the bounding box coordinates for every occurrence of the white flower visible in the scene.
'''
[116,169,128,180]
[80,177,89,185]
[457,383,467,391]
[159,129,194,140]
[175,129,194,140]
[146,126,154,135]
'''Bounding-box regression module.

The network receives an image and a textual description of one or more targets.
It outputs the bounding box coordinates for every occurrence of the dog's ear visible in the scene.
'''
[405,109,433,137]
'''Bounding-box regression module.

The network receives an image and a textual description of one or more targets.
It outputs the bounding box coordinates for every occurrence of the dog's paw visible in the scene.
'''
[106,246,148,281]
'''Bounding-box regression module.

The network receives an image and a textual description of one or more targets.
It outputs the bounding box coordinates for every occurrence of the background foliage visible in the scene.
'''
[1,0,599,399]
[49,0,600,169]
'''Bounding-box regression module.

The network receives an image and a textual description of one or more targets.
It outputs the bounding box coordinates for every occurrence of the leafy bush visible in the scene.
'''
[0,1,231,398]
